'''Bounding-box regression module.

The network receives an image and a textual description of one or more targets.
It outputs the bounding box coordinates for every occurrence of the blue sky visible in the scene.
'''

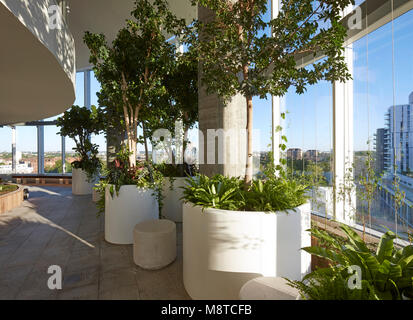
[1,2,413,154]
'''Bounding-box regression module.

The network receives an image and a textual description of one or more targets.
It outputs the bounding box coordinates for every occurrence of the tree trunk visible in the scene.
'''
[127,129,137,167]
[245,95,253,186]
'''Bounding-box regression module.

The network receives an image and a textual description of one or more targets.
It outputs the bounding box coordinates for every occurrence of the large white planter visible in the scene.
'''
[72,168,95,195]
[162,177,188,222]
[183,202,311,300]
[105,185,159,244]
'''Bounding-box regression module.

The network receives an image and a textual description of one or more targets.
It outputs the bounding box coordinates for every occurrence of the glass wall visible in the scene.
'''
[352,8,413,240]
[283,76,334,218]
[15,126,38,174]
[0,126,13,174]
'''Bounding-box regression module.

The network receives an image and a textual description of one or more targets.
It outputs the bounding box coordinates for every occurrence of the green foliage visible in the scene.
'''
[296,223,413,299]
[94,146,164,217]
[45,160,73,174]
[185,0,353,183]
[286,266,379,300]
[0,184,18,194]
[246,178,308,212]
[188,0,353,101]
[84,0,188,167]
[56,105,105,180]
[181,173,308,212]
[182,174,245,211]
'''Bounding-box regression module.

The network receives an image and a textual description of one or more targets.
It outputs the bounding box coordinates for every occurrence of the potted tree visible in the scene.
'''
[56,105,104,195]
[148,49,199,222]
[84,0,187,244]
[180,0,353,299]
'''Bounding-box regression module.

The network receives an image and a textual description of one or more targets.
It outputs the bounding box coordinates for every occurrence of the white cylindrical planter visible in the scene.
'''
[183,202,311,300]
[105,185,159,245]
[72,168,95,195]
[162,177,187,222]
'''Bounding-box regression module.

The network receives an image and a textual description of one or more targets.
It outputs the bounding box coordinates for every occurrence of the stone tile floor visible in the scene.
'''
[0,185,189,300]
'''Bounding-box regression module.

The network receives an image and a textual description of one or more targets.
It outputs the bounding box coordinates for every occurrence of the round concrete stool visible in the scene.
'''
[239,277,301,300]
[133,219,176,270]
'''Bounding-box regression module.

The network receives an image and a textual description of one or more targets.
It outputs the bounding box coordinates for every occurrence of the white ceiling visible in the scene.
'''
[68,0,198,71]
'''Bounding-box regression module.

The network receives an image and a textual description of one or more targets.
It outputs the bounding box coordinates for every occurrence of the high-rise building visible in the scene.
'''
[385,92,413,174]
[375,128,390,173]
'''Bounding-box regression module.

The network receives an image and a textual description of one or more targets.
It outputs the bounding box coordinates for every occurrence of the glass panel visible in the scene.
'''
[0,126,12,174]
[15,126,38,174]
[44,125,63,173]
[91,71,107,166]
[353,9,413,240]
[283,76,334,218]
[253,95,272,178]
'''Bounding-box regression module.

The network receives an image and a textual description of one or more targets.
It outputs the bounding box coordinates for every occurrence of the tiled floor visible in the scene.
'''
[0,185,189,300]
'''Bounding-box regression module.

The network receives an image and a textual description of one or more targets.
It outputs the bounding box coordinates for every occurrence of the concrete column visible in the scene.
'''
[11,126,16,174]
[84,70,91,110]
[198,5,247,177]
[106,126,126,169]
[37,124,45,174]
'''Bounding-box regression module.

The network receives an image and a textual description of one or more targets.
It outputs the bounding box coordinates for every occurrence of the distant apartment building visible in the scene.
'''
[375,128,390,174]
[384,91,413,174]
[287,148,302,160]
[304,149,319,161]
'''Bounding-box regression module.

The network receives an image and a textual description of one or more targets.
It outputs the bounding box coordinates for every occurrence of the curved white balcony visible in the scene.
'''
[0,0,76,125]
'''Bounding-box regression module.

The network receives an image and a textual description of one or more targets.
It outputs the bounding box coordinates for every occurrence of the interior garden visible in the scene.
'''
[0,0,412,302]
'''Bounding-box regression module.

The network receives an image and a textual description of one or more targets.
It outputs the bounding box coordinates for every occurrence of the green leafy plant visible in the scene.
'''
[181,173,308,212]
[186,0,353,185]
[56,105,105,180]
[286,265,379,300]
[296,223,413,300]
[84,0,187,167]
[144,48,199,165]
[0,184,18,195]
[182,174,245,211]
[94,146,164,216]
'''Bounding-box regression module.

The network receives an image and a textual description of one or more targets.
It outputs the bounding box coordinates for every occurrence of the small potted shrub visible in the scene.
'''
[57,105,104,195]
[95,147,164,244]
